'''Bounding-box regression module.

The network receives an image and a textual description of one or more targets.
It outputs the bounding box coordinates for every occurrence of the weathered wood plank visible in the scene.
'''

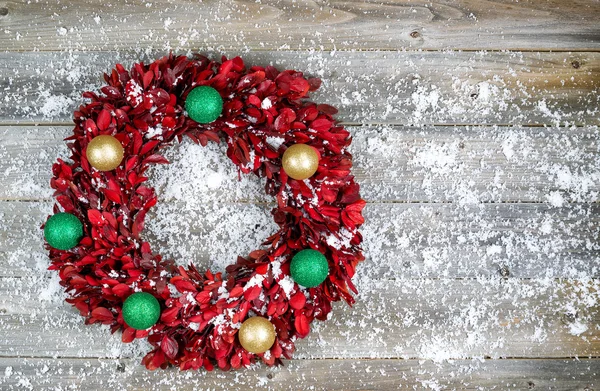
[1,0,600,51]
[0,277,599,359]
[1,201,599,279]
[2,125,600,203]
[1,51,599,125]
[0,357,598,391]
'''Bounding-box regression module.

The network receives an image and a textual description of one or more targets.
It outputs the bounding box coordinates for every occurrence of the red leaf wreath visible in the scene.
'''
[46,53,365,371]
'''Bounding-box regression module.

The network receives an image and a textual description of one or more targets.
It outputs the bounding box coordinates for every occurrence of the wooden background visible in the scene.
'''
[1,0,600,389]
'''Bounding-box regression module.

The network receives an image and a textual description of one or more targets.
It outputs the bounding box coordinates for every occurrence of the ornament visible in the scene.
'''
[290,249,329,288]
[185,86,223,124]
[238,316,277,354]
[86,135,124,171]
[44,212,83,250]
[46,54,366,371]
[122,292,161,330]
[281,144,319,180]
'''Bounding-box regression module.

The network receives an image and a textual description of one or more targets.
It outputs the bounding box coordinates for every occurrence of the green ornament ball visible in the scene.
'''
[44,212,83,251]
[290,249,329,288]
[185,86,223,124]
[122,292,161,330]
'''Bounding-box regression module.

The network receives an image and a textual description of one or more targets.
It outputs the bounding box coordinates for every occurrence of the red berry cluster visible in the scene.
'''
[48,53,365,370]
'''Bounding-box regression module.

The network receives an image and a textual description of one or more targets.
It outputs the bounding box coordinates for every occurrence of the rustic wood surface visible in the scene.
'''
[0,0,599,51]
[1,0,599,390]
[1,51,599,125]
[0,358,599,390]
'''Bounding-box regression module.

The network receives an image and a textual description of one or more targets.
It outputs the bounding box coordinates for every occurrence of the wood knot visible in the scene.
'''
[562,311,578,324]
[571,60,581,69]
[266,373,274,379]
[410,31,421,39]
[0,7,8,16]
[528,381,535,389]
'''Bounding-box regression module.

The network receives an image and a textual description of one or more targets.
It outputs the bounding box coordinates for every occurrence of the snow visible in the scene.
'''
[0,22,599,389]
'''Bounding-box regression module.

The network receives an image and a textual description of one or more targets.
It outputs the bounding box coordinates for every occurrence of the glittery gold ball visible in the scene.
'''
[238,316,277,354]
[86,135,124,171]
[281,144,319,180]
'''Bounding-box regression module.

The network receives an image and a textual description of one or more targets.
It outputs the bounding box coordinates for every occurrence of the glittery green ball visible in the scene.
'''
[290,249,329,288]
[122,292,161,330]
[185,86,223,124]
[44,212,83,251]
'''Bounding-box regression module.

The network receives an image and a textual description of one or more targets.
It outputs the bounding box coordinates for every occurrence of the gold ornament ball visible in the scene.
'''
[86,135,124,171]
[282,144,319,180]
[238,316,277,354]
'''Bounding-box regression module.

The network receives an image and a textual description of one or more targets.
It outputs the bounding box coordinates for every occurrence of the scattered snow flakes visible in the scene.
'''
[324,227,354,250]
[265,135,285,150]
[39,93,75,119]
[409,140,459,175]
[278,276,295,299]
[145,125,164,140]
[2,46,600,389]
[545,191,565,207]
[244,274,265,291]
[567,319,589,336]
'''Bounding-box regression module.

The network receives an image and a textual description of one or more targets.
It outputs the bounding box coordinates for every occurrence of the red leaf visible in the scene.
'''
[143,70,154,89]
[317,104,338,115]
[289,78,309,95]
[112,283,131,298]
[143,154,169,165]
[289,292,306,310]
[125,156,139,171]
[97,109,111,131]
[91,307,114,322]
[161,335,179,359]
[274,108,296,132]
[344,200,366,226]
[244,285,261,301]
[310,118,333,132]
[84,118,98,134]
[140,140,161,156]
[294,314,310,337]
[122,326,136,343]
[161,116,176,129]
[173,279,197,292]
[160,306,180,323]
[229,286,244,298]
[308,77,322,91]
[104,189,122,204]
[87,209,103,226]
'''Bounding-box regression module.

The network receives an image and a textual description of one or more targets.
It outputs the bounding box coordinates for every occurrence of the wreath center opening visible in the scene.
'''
[144,138,278,273]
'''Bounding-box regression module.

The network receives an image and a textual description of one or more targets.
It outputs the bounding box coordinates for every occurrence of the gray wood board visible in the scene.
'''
[0,51,599,125]
[1,0,600,51]
[2,125,600,203]
[0,357,598,391]
[0,277,599,359]
[1,201,599,279]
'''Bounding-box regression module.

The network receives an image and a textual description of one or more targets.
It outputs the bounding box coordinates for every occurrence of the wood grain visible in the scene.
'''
[1,2,600,387]
[2,125,600,203]
[1,51,598,125]
[0,0,599,52]
[1,201,599,279]
[0,277,599,359]
[0,357,598,390]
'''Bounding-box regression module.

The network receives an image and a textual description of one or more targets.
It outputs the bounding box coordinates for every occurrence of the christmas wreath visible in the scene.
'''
[43,53,365,371]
